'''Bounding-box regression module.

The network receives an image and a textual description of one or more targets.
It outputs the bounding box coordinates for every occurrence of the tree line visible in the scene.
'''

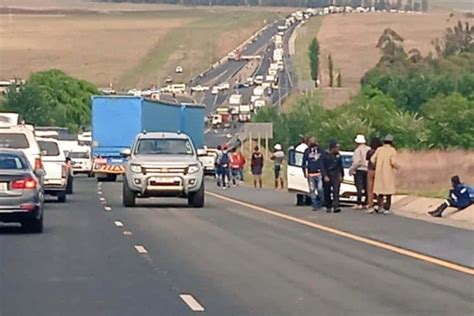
[253,21,474,150]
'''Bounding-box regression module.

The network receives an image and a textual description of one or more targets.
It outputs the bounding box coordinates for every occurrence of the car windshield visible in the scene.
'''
[69,151,90,159]
[0,153,28,170]
[38,141,60,156]
[135,138,194,156]
[341,154,353,169]
[0,133,30,149]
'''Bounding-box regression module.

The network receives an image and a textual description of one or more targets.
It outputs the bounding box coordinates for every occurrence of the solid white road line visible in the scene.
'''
[180,294,205,312]
[134,245,148,254]
[114,221,123,227]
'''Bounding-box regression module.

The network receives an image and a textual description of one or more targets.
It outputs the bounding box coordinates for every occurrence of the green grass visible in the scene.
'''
[293,16,322,82]
[117,10,281,88]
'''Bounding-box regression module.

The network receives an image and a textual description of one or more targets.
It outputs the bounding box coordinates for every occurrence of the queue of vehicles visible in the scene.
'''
[0,115,93,233]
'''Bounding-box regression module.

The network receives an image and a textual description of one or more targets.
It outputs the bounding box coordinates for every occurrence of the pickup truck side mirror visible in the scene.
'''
[120,148,131,157]
[196,149,207,157]
[34,168,46,178]
[40,150,48,156]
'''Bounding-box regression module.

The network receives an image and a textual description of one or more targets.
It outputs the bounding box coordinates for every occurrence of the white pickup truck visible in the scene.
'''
[37,138,68,202]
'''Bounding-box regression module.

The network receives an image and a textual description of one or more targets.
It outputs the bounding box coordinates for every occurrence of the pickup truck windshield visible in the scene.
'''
[38,141,60,156]
[135,138,194,156]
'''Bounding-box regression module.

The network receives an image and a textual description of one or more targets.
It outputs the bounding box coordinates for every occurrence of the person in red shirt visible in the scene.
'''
[230,148,246,186]
[251,146,264,188]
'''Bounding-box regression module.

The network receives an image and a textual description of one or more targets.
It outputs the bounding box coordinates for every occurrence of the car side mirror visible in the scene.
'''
[65,157,71,162]
[120,148,131,157]
[41,150,48,156]
[197,149,207,157]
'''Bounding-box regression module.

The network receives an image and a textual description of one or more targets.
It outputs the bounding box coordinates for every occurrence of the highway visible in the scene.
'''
[1,177,473,315]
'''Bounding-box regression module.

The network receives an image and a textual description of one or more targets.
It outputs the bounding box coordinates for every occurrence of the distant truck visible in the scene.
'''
[273,48,284,62]
[238,105,252,122]
[91,96,205,182]
[229,94,242,106]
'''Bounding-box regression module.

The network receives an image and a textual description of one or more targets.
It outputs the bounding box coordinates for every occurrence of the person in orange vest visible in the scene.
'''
[230,147,246,186]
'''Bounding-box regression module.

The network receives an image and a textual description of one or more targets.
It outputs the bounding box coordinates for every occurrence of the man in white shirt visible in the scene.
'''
[349,134,370,209]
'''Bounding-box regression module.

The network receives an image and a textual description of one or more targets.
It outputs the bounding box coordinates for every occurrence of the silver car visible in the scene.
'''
[122,132,205,208]
[0,149,44,233]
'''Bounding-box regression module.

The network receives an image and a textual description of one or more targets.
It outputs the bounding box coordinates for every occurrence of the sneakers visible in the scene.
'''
[326,207,332,213]
[333,208,342,213]
[365,208,375,214]
[382,210,391,215]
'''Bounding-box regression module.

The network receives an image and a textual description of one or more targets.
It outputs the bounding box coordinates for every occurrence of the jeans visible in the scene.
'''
[324,174,341,210]
[308,175,323,208]
[231,168,240,185]
[221,167,230,187]
[354,170,368,206]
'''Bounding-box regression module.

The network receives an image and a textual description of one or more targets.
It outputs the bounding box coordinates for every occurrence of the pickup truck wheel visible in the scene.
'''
[23,215,43,234]
[188,184,205,208]
[296,194,304,206]
[57,191,67,203]
[106,174,117,182]
[122,181,136,207]
[66,177,73,194]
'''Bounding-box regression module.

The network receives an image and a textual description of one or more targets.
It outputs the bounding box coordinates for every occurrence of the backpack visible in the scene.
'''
[219,152,230,167]
[467,184,474,200]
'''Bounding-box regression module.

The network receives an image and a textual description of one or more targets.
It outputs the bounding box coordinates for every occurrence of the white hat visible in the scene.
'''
[274,144,282,150]
[354,134,366,144]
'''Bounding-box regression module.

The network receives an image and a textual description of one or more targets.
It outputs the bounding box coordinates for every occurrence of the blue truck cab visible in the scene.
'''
[91,96,205,181]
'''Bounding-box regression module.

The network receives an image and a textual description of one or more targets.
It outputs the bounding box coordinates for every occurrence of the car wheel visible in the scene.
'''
[122,180,136,207]
[23,215,43,233]
[66,177,73,194]
[57,191,67,203]
[188,183,205,208]
[296,194,304,206]
[106,174,117,182]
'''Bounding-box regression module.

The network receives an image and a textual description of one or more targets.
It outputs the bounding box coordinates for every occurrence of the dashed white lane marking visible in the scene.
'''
[98,191,103,195]
[104,206,112,211]
[114,221,123,227]
[123,231,132,236]
[99,197,105,201]
[134,245,148,254]
[180,294,205,312]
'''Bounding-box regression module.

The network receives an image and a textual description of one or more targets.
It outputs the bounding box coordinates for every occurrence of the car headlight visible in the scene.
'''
[130,164,142,173]
[188,164,200,174]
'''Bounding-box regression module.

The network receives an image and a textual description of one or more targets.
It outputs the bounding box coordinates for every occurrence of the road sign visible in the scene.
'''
[244,123,273,140]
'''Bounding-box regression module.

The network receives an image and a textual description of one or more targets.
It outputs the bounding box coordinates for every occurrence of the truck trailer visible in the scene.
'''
[91,96,205,181]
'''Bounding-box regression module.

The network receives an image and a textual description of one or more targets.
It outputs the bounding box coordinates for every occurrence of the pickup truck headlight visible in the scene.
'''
[188,164,200,174]
[130,164,142,173]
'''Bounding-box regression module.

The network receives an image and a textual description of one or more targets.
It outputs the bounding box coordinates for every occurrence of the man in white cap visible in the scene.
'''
[271,143,285,190]
[349,134,370,209]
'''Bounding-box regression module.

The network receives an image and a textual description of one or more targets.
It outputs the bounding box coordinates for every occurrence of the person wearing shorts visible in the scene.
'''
[271,144,285,190]
[251,146,264,188]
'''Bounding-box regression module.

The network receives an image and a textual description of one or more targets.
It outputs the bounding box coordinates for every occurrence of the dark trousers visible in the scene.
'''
[221,167,230,187]
[355,170,368,206]
[324,174,341,210]
[377,195,392,210]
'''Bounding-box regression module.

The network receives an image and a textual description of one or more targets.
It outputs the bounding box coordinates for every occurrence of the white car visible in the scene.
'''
[211,86,219,95]
[217,82,230,90]
[191,85,209,92]
[287,145,357,205]
[0,124,43,171]
[68,149,93,177]
[175,66,183,73]
[198,148,217,176]
[37,138,68,202]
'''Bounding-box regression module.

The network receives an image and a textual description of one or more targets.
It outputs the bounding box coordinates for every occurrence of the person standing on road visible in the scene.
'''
[251,146,264,188]
[322,141,344,213]
[230,147,246,186]
[271,144,285,190]
[302,137,325,211]
[219,145,231,189]
[349,135,370,210]
[370,134,400,215]
[215,145,223,187]
[365,137,382,213]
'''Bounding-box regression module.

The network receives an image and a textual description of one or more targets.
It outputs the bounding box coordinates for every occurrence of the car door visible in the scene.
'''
[287,149,309,194]
[38,140,65,181]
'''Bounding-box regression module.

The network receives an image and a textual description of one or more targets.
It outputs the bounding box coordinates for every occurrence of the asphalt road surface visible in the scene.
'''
[1,178,473,316]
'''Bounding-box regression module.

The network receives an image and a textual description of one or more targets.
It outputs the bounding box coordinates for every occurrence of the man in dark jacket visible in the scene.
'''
[302,137,325,211]
[322,140,344,213]
[429,175,474,217]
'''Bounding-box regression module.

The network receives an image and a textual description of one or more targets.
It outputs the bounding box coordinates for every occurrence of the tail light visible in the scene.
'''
[35,157,43,170]
[62,164,67,178]
[11,177,37,190]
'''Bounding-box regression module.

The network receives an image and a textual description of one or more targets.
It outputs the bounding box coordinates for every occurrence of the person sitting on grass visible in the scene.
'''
[429,175,474,218]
